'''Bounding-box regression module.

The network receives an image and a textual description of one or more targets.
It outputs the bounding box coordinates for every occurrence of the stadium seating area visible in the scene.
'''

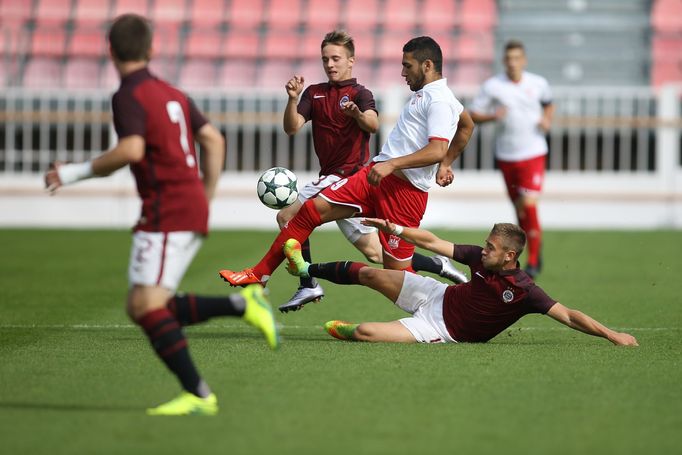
[650,0,682,86]
[0,0,496,89]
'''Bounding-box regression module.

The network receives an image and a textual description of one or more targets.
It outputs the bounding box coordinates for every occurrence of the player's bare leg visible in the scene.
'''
[351,231,383,264]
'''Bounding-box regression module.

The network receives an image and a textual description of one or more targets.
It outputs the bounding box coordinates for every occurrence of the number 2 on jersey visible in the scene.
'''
[166,101,196,168]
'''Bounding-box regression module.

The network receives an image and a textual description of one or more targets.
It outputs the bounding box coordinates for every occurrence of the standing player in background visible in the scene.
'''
[469,40,554,278]
[278,30,467,313]
[220,36,475,303]
[44,14,278,416]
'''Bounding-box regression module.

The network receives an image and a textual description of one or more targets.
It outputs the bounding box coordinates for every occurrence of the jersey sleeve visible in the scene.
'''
[525,285,557,314]
[469,81,493,114]
[297,86,313,122]
[426,100,458,141]
[453,245,483,266]
[355,87,378,114]
[112,89,146,138]
[187,97,209,133]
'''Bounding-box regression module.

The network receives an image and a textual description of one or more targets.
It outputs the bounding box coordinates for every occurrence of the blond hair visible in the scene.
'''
[321,30,355,57]
[490,223,526,256]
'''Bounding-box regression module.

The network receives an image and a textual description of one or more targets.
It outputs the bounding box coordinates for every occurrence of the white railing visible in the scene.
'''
[1,85,681,228]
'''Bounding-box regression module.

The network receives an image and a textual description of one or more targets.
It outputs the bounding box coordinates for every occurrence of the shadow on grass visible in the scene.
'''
[0,401,140,412]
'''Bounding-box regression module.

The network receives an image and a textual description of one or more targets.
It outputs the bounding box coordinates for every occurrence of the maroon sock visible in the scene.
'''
[167,293,245,326]
[136,308,203,396]
[308,261,368,285]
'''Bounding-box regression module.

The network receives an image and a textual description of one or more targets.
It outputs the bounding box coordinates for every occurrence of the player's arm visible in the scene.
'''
[45,135,145,194]
[436,110,475,186]
[546,303,639,346]
[341,102,378,133]
[538,102,554,132]
[195,123,225,201]
[368,139,448,186]
[283,76,306,135]
[362,218,455,257]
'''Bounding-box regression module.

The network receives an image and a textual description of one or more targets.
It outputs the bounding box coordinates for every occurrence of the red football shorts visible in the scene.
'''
[497,154,546,201]
[319,164,428,261]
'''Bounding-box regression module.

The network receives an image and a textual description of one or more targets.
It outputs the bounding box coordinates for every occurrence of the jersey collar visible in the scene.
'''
[330,78,357,87]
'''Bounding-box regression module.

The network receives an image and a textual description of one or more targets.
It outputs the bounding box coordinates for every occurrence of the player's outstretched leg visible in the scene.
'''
[279,239,324,313]
[241,284,280,349]
[324,320,359,341]
[147,391,218,416]
[218,267,264,287]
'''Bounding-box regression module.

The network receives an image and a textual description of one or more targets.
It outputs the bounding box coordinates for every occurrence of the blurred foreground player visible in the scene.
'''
[44,14,278,416]
[283,221,637,346]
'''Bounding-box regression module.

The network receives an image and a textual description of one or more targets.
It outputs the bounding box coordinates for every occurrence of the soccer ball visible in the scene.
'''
[256,167,299,210]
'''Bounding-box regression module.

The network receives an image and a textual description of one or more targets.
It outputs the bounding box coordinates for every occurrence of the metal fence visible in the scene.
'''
[0,85,679,175]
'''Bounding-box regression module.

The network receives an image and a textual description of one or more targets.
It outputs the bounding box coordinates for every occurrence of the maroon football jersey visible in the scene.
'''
[442,245,556,342]
[112,68,209,234]
[297,78,377,177]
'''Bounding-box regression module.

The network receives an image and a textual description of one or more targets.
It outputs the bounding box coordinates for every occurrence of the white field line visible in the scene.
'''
[0,324,676,331]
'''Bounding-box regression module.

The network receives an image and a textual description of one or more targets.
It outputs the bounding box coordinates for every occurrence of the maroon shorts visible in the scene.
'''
[497,154,546,201]
[319,164,428,261]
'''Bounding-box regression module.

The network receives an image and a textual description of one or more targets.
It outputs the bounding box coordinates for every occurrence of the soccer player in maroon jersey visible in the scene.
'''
[277,30,467,313]
[43,14,279,416]
[282,222,638,346]
[221,37,475,301]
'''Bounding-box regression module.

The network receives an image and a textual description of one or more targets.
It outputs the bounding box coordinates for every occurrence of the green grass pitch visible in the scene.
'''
[0,228,680,455]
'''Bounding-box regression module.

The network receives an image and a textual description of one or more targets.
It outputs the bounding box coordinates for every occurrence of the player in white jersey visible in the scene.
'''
[469,40,554,278]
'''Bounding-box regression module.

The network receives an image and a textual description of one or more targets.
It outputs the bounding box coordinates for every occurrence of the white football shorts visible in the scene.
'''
[128,231,203,292]
[298,173,376,244]
[395,272,457,344]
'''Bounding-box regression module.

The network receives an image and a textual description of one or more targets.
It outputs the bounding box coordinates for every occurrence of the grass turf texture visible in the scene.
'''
[0,228,680,455]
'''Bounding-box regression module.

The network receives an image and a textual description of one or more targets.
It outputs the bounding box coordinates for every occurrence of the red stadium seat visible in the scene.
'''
[381,0,418,32]
[223,29,260,59]
[189,0,227,29]
[178,58,218,88]
[72,0,112,27]
[262,32,301,59]
[376,31,413,61]
[0,0,34,28]
[227,0,264,29]
[63,57,102,89]
[185,28,224,59]
[349,32,377,61]
[0,26,30,57]
[419,0,459,32]
[264,0,302,30]
[150,0,187,26]
[218,58,258,88]
[257,60,296,87]
[69,27,108,57]
[295,59,327,82]
[342,0,380,29]
[151,25,181,58]
[652,36,682,63]
[455,33,494,62]
[23,57,63,87]
[375,61,405,88]
[304,0,341,32]
[459,0,497,31]
[651,0,682,34]
[34,0,73,26]
[301,31,323,60]
[652,61,682,86]
[111,0,149,19]
[31,28,67,56]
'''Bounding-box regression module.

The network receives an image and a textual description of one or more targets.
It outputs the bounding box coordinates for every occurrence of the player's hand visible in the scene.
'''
[610,332,639,346]
[362,218,396,234]
[368,161,395,186]
[538,116,552,132]
[285,75,305,99]
[436,165,454,187]
[44,161,64,195]
[494,106,507,120]
[340,101,360,119]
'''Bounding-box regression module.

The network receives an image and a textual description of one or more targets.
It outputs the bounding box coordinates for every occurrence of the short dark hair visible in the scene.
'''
[321,30,355,57]
[504,39,525,54]
[108,14,152,62]
[490,223,526,256]
[402,36,442,73]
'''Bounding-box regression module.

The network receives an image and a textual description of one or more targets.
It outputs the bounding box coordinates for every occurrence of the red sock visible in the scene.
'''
[520,204,541,267]
[253,200,322,278]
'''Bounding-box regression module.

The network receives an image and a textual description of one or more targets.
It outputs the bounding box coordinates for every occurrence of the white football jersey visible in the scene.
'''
[374,78,463,191]
[469,71,552,162]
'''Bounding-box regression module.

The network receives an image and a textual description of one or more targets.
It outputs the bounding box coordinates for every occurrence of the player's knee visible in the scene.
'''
[358,266,381,285]
[275,211,288,229]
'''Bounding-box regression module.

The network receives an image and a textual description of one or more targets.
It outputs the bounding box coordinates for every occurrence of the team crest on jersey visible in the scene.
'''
[339,95,350,108]
[502,289,514,303]
[388,235,400,250]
